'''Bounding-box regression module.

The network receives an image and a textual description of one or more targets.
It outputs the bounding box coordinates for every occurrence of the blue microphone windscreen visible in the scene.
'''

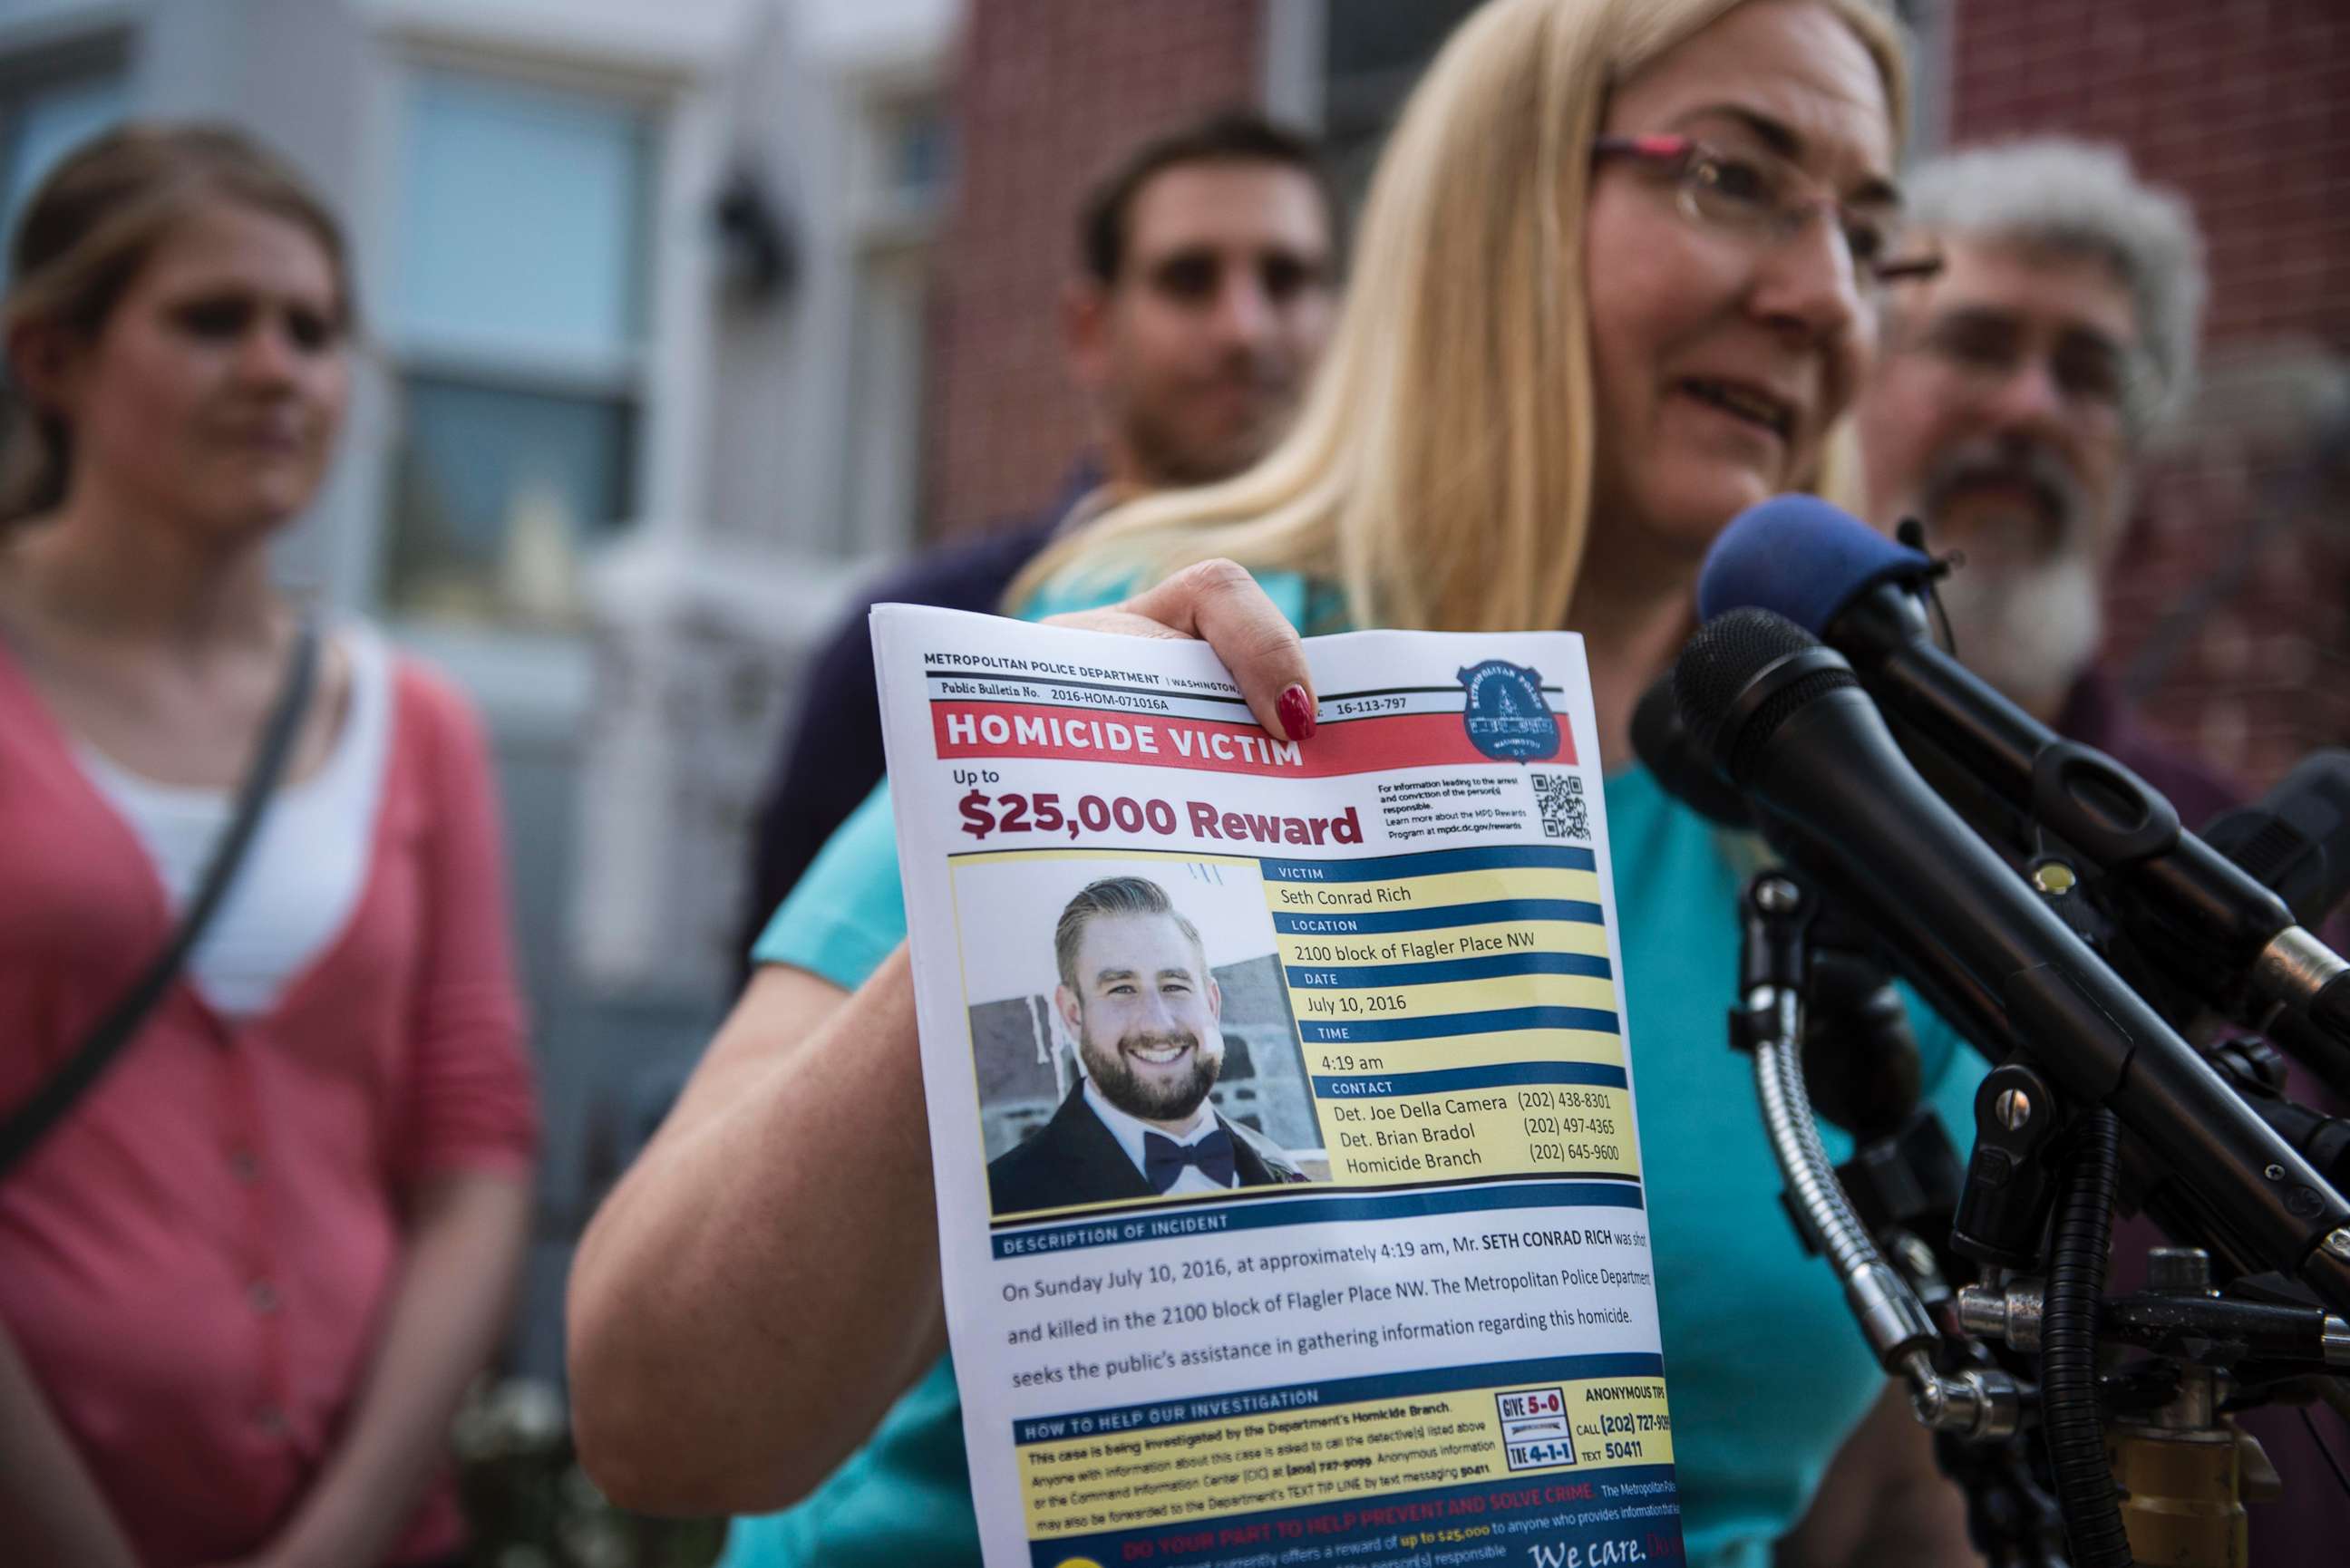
[1696,494,1933,633]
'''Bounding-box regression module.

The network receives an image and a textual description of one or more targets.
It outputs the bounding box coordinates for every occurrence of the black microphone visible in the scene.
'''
[1635,670,1934,1137]
[1674,608,2350,1312]
[1633,673,1930,1134]
[2204,750,2350,932]
[1697,496,2350,1079]
[1630,670,1750,828]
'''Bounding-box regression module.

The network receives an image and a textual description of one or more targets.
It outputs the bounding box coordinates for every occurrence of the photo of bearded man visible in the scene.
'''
[986,876,1307,1215]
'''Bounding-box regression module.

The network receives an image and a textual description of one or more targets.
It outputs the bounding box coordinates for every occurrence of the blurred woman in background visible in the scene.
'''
[0,124,537,1567]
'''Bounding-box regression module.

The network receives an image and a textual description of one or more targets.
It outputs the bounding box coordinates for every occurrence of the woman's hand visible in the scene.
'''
[219,1171,531,1568]
[0,1322,141,1568]
[1045,559,1319,741]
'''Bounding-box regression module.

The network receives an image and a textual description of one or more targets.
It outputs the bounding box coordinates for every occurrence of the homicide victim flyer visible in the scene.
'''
[872,605,1684,1568]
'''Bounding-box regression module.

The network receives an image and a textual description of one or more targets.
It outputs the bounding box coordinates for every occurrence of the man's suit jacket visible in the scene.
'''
[988,1082,1306,1215]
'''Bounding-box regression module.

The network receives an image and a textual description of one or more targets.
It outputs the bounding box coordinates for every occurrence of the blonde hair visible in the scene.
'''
[1016,0,1908,633]
[0,122,352,525]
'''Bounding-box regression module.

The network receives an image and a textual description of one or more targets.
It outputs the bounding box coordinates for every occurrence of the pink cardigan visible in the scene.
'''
[0,642,539,1565]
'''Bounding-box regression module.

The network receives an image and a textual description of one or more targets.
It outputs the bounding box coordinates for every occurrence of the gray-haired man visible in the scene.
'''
[1859,137,2227,819]
[1852,136,2350,1563]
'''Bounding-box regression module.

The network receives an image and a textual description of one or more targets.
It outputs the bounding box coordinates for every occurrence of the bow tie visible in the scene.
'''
[1143,1127,1237,1193]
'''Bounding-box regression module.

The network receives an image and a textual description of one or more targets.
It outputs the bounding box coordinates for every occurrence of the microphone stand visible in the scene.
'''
[1724,866,2350,1568]
[1729,868,2065,1566]
[1633,650,2350,1559]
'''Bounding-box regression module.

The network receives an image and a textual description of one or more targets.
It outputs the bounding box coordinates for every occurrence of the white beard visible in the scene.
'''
[1935,553,2106,712]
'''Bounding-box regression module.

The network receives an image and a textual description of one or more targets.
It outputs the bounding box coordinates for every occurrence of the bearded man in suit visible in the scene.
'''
[988,876,1304,1215]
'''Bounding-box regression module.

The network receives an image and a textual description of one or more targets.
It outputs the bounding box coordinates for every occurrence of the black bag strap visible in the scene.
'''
[0,615,323,1180]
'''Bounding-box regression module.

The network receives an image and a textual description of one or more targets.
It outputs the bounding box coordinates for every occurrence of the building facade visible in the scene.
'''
[0,0,962,1377]
[1942,0,2350,787]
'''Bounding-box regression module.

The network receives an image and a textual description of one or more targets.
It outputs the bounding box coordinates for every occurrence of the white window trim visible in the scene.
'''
[335,23,723,712]
[354,0,747,86]
[823,65,949,557]
[1260,0,1326,128]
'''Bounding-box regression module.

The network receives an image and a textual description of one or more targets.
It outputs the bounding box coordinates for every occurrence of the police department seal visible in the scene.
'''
[1456,660,1560,762]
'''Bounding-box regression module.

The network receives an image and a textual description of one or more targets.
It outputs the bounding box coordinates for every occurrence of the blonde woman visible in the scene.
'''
[573,4,1986,1564]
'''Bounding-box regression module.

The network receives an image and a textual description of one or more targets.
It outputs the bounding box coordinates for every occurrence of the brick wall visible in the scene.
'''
[925,0,1267,539]
[1947,0,2350,790]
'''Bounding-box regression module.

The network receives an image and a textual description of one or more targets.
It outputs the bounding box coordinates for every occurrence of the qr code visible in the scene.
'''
[1533,772,1588,841]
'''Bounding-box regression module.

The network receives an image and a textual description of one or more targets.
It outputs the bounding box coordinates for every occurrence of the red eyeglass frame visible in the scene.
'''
[1590,133,1944,283]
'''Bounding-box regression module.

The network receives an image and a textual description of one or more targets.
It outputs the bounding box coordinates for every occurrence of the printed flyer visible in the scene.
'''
[874,605,1684,1568]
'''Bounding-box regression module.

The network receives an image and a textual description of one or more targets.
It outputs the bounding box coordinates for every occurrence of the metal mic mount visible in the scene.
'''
[1730,872,2068,1562]
[1646,596,2350,1565]
[1726,864,2350,1568]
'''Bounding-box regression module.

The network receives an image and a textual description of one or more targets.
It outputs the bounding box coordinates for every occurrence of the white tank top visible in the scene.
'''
[76,624,393,1018]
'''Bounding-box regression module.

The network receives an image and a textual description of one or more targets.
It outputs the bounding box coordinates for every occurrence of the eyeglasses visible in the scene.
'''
[1591,133,1942,290]
[1890,309,2142,428]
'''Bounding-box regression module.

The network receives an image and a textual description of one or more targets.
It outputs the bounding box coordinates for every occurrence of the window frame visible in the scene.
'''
[835,73,948,556]
[364,37,689,636]
[0,26,132,251]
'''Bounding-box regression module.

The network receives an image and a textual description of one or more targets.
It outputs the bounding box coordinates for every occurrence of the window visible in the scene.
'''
[0,66,129,262]
[877,94,948,210]
[1895,0,1952,157]
[384,70,653,627]
[1319,0,1482,211]
[841,92,949,553]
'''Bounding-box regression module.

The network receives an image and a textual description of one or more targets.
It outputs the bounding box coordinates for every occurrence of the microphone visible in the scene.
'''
[2203,750,2350,932]
[1630,671,1750,828]
[1673,608,2350,1312]
[1632,671,1937,1134]
[1697,495,2350,1079]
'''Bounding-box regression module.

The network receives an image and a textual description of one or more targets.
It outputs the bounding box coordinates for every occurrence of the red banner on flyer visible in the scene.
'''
[928,701,1576,778]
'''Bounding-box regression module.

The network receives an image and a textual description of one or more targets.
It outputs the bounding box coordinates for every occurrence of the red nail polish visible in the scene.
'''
[1277,684,1316,741]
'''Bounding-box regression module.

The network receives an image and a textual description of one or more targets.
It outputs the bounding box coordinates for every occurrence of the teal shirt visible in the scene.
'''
[727,576,1984,1568]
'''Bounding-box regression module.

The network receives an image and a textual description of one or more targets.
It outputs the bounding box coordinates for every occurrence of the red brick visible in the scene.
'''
[1946,0,2350,785]
[923,0,1267,538]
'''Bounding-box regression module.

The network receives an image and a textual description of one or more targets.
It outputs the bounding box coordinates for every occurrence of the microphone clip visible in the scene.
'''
[1730,871,1813,1055]
[1894,515,1965,656]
